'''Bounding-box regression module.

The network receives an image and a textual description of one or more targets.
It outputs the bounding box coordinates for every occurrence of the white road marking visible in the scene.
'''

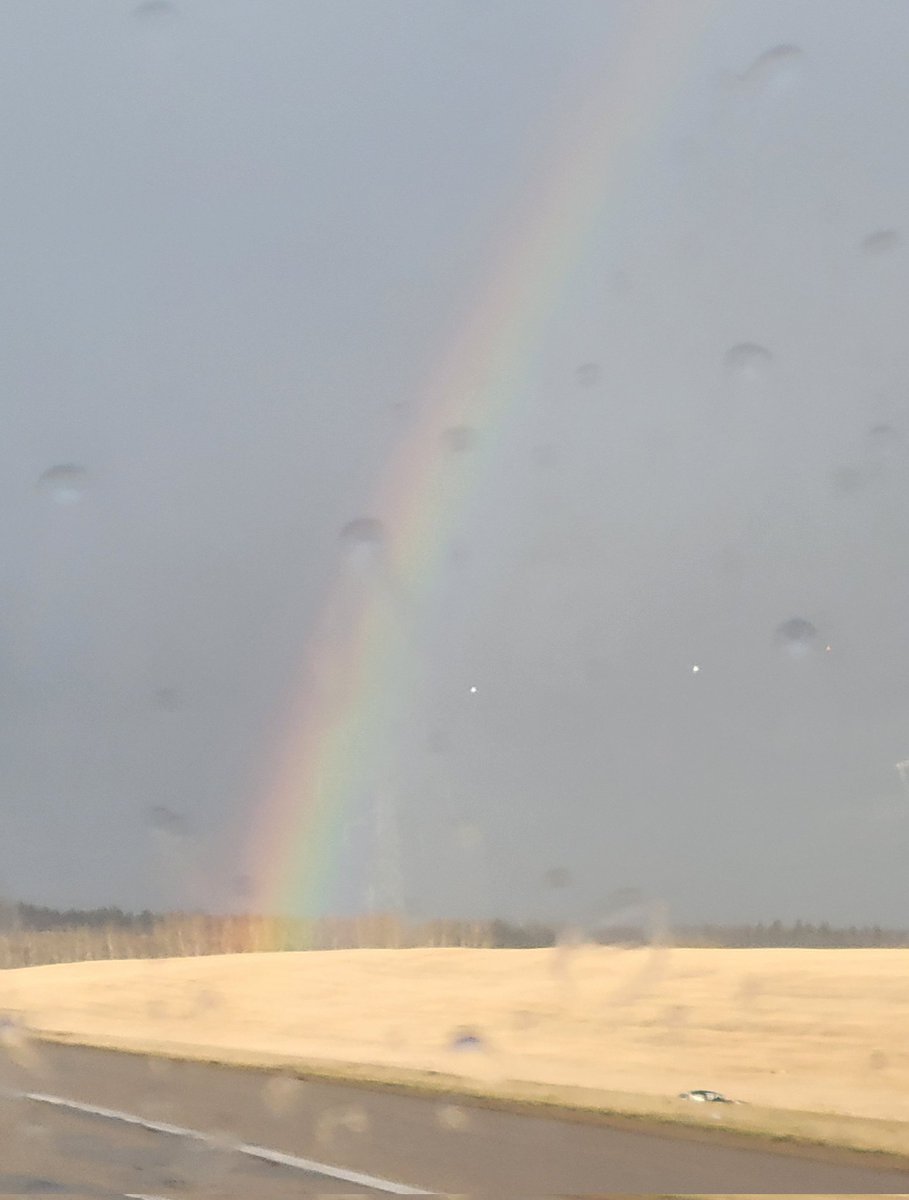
[25,1091,431,1195]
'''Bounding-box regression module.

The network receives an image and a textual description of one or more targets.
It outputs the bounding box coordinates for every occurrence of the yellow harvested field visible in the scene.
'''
[2,946,909,1152]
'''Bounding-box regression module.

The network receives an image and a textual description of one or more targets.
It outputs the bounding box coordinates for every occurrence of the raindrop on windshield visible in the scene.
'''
[36,464,88,506]
[861,229,901,256]
[339,516,384,548]
[145,805,190,836]
[339,517,386,573]
[724,343,772,383]
[440,425,478,454]
[737,44,803,94]
[437,1103,470,1130]
[775,617,819,657]
[133,0,177,18]
[867,422,900,454]
[448,1027,486,1052]
[262,1073,305,1117]
[576,362,601,387]
[543,866,572,890]
[153,687,181,712]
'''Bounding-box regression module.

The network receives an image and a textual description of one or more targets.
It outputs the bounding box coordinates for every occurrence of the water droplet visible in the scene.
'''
[437,1103,470,1130]
[314,1105,368,1145]
[862,229,901,257]
[543,867,572,889]
[339,517,386,575]
[868,1049,888,1071]
[0,1014,37,1071]
[448,1027,486,1052]
[724,343,772,383]
[145,804,189,836]
[440,425,478,454]
[868,422,900,454]
[340,1104,369,1134]
[576,362,601,387]
[339,516,384,549]
[262,1073,305,1117]
[133,0,177,18]
[154,686,181,712]
[36,464,88,506]
[737,44,803,94]
[775,617,819,657]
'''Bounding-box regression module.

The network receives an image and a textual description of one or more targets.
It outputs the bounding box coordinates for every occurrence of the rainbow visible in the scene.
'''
[249,0,719,919]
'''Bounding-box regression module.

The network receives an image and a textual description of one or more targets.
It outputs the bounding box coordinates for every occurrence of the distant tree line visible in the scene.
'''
[487,918,909,949]
[0,907,904,970]
[14,905,157,932]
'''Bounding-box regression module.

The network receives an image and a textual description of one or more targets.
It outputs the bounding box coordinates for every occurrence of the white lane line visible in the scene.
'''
[25,1091,431,1195]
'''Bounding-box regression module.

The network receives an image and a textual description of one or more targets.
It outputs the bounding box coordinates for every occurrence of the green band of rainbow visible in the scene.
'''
[249,0,718,919]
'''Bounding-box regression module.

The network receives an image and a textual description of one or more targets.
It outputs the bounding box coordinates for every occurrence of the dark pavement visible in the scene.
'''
[1,1041,908,1195]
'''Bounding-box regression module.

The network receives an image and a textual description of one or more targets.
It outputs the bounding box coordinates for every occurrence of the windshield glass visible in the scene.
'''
[0,2,907,1196]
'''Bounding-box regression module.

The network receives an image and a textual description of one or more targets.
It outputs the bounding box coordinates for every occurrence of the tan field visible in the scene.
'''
[3,945,909,1157]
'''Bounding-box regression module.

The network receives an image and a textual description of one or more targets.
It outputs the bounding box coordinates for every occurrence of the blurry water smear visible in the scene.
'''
[445,1026,500,1083]
[436,1103,470,1131]
[448,1027,486,1052]
[552,890,670,1009]
[132,0,177,18]
[262,1072,305,1118]
[543,866,572,890]
[315,1104,370,1145]
[831,464,870,495]
[338,516,385,574]
[145,804,190,837]
[0,1013,41,1074]
[576,361,601,387]
[736,44,803,96]
[861,229,902,256]
[775,616,819,658]
[867,421,901,454]
[35,464,89,506]
[724,342,772,385]
[440,425,479,455]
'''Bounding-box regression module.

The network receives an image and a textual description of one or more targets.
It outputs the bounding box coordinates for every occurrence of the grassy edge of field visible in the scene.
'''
[30,1026,909,1170]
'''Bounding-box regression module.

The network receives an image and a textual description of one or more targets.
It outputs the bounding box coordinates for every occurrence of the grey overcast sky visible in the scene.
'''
[1,0,908,924]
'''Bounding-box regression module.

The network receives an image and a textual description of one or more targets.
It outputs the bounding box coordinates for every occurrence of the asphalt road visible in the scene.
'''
[1,1042,909,1196]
